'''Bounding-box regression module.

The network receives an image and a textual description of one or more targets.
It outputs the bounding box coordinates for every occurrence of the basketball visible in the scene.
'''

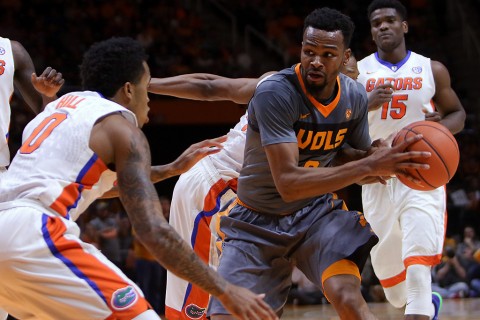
[392,121,460,191]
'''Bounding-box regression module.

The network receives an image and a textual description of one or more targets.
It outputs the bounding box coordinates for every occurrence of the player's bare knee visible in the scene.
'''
[324,276,362,308]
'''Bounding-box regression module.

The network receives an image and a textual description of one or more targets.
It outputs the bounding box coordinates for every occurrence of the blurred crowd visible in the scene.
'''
[1,0,479,314]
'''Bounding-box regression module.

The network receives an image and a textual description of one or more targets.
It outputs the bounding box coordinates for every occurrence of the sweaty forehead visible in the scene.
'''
[303,27,344,48]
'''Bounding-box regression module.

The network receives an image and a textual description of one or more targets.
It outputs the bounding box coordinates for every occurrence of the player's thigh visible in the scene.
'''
[400,187,446,260]
[0,211,150,319]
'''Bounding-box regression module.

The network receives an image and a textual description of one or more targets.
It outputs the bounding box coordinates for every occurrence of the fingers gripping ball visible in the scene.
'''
[392,121,459,191]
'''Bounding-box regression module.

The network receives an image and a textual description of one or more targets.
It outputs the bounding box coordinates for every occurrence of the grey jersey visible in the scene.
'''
[237,64,370,214]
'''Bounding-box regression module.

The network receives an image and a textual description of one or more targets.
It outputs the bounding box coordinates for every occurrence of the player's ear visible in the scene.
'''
[343,48,352,65]
[402,21,408,34]
[122,82,133,100]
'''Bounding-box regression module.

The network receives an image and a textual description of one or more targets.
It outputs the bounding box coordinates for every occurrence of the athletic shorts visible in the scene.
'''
[0,202,152,320]
[166,157,237,320]
[208,193,378,315]
[362,178,446,288]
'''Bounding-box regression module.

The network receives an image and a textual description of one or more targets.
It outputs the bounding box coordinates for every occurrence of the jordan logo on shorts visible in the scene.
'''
[111,285,138,310]
[185,303,206,319]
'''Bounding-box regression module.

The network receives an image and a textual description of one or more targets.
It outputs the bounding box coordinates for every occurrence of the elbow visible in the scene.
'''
[276,180,301,203]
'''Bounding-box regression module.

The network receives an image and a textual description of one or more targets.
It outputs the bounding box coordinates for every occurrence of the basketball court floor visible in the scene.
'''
[282,298,480,319]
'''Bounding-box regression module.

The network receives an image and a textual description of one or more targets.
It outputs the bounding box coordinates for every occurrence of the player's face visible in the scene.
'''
[131,62,151,128]
[300,27,346,98]
[370,8,408,52]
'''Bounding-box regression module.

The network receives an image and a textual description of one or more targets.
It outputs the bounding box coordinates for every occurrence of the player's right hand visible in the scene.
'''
[217,283,279,320]
[367,82,394,111]
[365,134,431,182]
[32,67,65,97]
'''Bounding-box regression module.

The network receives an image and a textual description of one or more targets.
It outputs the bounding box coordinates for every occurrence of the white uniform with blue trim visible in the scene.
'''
[0,37,15,168]
[0,92,157,320]
[165,113,247,320]
[357,51,445,295]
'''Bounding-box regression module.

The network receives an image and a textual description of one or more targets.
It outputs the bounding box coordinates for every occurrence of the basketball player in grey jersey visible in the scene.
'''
[208,8,431,320]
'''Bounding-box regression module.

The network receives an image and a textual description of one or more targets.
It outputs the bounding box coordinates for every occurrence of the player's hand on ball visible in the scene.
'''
[217,283,278,320]
[366,133,431,181]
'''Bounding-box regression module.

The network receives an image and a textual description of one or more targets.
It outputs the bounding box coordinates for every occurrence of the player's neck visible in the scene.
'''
[377,43,408,64]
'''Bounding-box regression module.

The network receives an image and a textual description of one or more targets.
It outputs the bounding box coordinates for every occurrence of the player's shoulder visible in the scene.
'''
[340,74,366,96]
[357,53,376,67]
[255,67,294,93]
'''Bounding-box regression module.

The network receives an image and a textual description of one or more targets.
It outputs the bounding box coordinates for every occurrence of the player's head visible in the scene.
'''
[341,53,359,80]
[80,37,151,127]
[367,0,408,52]
[301,8,354,95]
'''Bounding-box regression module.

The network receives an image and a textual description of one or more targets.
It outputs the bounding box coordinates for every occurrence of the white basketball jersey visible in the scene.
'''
[0,37,15,167]
[209,112,247,178]
[208,74,273,177]
[0,91,137,221]
[357,51,435,141]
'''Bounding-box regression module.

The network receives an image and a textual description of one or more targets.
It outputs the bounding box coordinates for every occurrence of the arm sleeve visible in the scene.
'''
[249,82,299,147]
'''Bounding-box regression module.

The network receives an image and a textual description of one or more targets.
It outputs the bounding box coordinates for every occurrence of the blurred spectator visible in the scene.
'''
[361,257,386,303]
[87,200,122,267]
[287,267,325,306]
[432,245,470,299]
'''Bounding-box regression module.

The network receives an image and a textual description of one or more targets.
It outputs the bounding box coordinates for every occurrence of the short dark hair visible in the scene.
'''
[303,7,355,48]
[367,0,407,21]
[80,37,148,98]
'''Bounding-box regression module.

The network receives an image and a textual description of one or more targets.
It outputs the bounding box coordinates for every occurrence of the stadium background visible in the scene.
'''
[1,0,479,237]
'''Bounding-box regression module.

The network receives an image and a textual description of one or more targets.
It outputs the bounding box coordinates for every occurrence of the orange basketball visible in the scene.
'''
[392,121,460,191]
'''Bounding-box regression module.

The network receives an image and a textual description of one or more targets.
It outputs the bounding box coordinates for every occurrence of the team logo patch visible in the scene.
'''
[0,47,5,55]
[345,109,352,120]
[111,285,138,310]
[391,66,398,71]
[185,304,206,319]
[412,66,423,74]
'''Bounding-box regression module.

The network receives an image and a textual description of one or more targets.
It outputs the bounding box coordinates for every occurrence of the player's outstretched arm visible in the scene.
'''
[92,114,278,320]
[148,71,274,104]
[100,135,227,199]
[11,40,64,113]
[150,135,226,182]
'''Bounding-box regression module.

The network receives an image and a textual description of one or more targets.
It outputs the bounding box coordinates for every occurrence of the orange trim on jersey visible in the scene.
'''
[49,157,108,217]
[430,99,436,111]
[379,269,406,288]
[237,197,258,211]
[321,259,361,285]
[215,198,238,245]
[322,259,360,302]
[165,305,182,320]
[404,254,443,268]
[50,183,81,217]
[294,63,341,118]
[80,156,108,189]
[44,215,150,319]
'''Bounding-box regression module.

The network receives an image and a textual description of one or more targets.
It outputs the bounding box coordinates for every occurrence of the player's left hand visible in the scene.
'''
[217,283,279,320]
[170,135,227,176]
[31,67,65,97]
[423,109,441,122]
